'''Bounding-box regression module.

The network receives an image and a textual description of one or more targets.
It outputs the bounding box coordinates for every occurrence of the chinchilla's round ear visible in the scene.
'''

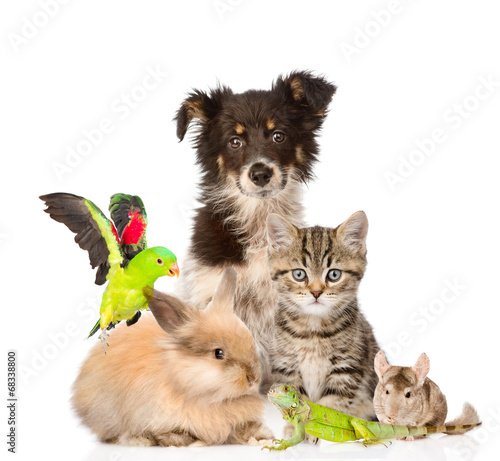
[266,214,298,253]
[337,211,368,251]
[174,86,233,141]
[412,353,430,387]
[374,350,391,380]
[205,267,237,314]
[143,287,198,334]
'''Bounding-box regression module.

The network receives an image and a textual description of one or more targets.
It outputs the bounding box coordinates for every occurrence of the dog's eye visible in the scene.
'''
[229,137,242,149]
[272,131,285,143]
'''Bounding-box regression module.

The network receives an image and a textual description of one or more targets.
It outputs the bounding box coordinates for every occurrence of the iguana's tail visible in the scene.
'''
[393,418,482,438]
[443,402,481,435]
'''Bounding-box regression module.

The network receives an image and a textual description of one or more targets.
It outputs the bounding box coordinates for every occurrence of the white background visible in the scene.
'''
[2,1,500,460]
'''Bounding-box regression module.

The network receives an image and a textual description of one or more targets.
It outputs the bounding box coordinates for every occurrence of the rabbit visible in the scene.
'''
[71,268,274,447]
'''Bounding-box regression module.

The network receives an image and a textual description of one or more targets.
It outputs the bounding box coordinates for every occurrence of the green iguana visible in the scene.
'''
[263,384,481,451]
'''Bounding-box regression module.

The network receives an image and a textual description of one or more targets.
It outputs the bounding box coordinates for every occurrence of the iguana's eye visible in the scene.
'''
[157,258,164,265]
[291,403,297,408]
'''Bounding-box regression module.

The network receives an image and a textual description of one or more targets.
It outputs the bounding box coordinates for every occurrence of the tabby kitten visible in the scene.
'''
[266,211,379,421]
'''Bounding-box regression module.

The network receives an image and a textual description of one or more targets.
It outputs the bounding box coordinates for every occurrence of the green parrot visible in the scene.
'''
[40,192,179,352]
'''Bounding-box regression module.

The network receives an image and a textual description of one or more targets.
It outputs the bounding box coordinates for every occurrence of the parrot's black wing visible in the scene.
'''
[108,193,148,260]
[40,193,124,285]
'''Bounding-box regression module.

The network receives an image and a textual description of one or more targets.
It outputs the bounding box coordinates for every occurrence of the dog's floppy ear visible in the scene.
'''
[175,86,232,142]
[273,70,337,115]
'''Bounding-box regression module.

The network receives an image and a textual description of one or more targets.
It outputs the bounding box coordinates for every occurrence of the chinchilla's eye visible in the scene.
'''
[405,392,411,398]
[327,269,342,282]
[386,390,389,395]
[214,348,225,360]
[292,269,307,281]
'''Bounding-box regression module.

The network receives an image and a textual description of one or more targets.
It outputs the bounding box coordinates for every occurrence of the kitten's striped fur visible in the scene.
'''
[266,211,379,420]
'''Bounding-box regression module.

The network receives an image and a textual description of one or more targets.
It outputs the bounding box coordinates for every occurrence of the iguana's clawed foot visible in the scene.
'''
[261,439,287,451]
[98,329,109,354]
[362,439,392,448]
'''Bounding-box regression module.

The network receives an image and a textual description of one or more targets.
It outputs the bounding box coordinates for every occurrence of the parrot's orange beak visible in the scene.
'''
[168,262,180,278]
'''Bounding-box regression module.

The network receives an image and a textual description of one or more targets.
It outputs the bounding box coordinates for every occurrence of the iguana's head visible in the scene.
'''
[267,383,304,417]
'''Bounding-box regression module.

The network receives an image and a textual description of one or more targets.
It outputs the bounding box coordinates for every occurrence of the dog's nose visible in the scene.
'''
[249,163,273,187]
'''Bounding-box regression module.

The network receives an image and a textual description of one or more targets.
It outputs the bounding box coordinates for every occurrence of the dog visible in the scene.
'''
[174,71,336,391]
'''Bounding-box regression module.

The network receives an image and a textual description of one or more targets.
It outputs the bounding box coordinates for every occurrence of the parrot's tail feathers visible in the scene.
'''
[87,319,102,339]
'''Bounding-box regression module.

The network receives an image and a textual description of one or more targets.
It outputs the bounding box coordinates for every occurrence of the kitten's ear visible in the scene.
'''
[337,211,368,251]
[267,214,298,252]
[412,353,430,387]
[374,350,390,380]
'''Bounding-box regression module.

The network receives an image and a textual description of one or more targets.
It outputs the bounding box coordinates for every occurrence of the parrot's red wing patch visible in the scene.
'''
[111,222,120,242]
[121,211,147,245]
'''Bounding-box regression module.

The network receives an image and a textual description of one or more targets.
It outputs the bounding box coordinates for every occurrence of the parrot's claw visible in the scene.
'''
[98,329,110,354]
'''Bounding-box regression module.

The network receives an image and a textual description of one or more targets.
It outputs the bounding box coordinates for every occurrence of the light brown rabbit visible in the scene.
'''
[72,268,273,447]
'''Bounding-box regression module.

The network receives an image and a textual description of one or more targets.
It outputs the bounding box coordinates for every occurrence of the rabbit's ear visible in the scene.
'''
[144,287,197,334]
[206,268,237,314]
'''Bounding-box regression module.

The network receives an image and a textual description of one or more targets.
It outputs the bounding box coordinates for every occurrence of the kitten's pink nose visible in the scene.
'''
[310,290,323,299]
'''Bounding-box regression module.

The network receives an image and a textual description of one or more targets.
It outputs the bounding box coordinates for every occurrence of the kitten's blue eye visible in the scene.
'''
[327,269,342,282]
[292,269,307,281]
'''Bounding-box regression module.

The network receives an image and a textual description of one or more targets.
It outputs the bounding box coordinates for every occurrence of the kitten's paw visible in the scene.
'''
[305,433,320,445]
[283,424,294,439]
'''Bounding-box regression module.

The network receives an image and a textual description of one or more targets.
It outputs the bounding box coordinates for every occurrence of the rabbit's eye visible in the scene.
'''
[386,390,389,395]
[214,348,225,360]
[405,392,411,398]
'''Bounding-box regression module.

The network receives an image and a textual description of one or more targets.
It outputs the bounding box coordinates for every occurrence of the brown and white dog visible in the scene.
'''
[174,71,336,390]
